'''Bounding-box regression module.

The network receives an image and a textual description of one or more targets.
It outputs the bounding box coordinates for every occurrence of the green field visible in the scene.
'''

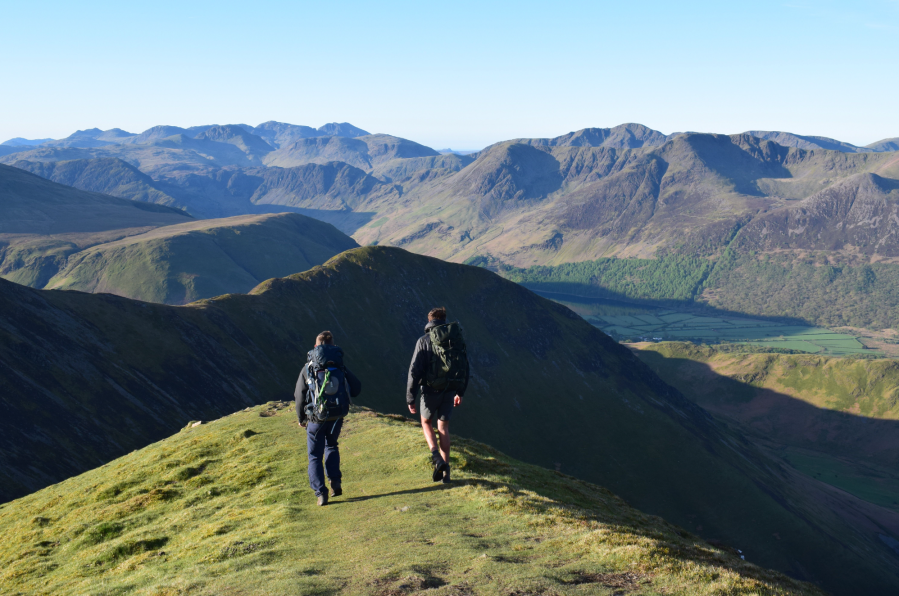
[594,311,872,356]
[779,448,899,512]
[531,291,876,356]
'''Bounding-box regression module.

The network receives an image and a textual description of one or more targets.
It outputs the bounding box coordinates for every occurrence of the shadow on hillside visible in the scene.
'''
[247,205,376,235]
[635,350,899,474]
[527,287,813,327]
[339,483,451,503]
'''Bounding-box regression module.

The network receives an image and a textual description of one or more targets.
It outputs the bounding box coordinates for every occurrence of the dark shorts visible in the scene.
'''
[420,390,455,422]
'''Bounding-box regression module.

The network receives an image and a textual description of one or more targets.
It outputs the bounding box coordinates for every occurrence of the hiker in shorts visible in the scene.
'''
[295,331,362,506]
[406,307,469,483]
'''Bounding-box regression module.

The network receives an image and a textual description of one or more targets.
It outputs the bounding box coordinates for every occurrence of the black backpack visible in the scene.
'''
[304,345,351,423]
[425,322,469,392]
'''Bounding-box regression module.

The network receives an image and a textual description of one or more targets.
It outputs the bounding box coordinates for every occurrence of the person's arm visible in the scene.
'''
[295,367,308,426]
[345,368,362,398]
[406,337,427,406]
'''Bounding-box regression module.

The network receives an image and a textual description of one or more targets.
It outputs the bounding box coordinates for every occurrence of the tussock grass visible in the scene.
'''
[0,403,821,596]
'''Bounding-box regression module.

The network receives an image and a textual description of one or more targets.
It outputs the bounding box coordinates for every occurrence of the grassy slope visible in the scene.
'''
[632,342,899,467]
[0,163,194,287]
[0,404,821,596]
[44,213,359,304]
[11,157,184,210]
[2,246,898,594]
[0,164,190,236]
[496,248,899,330]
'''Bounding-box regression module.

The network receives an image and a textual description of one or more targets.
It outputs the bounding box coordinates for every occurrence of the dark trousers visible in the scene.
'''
[307,417,343,496]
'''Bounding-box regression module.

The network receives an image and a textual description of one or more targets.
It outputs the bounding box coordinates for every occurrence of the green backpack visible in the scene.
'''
[425,322,469,392]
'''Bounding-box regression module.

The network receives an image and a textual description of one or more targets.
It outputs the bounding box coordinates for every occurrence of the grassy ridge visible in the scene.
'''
[3,246,898,593]
[43,213,359,304]
[0,403,821,596]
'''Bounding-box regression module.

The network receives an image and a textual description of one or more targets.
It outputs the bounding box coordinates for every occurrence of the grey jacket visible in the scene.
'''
[406,320,469,405]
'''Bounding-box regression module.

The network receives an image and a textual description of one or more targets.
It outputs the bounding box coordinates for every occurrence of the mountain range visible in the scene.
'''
[5,120,899,327]
[2,245,898,595]
[5,122,897,263]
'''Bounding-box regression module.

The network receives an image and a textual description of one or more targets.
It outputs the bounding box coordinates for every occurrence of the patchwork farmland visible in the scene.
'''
[532,291,878,357]
[595,312,871,356]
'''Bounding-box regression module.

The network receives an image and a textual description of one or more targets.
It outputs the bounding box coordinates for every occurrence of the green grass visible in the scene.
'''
[0,403,822,596]
[4,245,897,595]
[589,310,876,356]
[40,213,358,304]
[501,255,714,303]
[780,448,899,512]
[498,245,899,332]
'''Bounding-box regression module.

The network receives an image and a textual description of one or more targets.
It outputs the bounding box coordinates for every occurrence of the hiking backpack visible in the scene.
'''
[425,322,469,392]
[304,345,351,423]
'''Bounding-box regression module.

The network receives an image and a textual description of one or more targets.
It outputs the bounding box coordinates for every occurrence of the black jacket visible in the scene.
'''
[406,320,469,405]
[295,354,361,424]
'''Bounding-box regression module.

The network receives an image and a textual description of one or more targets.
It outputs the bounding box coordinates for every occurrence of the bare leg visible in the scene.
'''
[420,417,439,453]
[437,419,450,465]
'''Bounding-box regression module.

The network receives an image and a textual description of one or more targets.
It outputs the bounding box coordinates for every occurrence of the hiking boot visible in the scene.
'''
[317,493,329,507]
[432,457,449,482]
[330,484,342,498]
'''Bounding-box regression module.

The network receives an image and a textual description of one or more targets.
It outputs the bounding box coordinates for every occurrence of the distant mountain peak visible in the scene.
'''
[316,122,370,138]
[1,137,54,147]
[865,137,899,152]
[507,123,669,149]
[743,130,874,153]
[66,127,104,138]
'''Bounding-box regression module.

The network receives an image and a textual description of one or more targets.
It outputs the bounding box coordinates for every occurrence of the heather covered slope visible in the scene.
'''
[0,164,193,287]
[11,157,182,209]
[0,406,821,596]
[43,213,359,304]
[1,246,898,593]
[354,133,899,266]
[735,173,899,256]
[0,164,190,235]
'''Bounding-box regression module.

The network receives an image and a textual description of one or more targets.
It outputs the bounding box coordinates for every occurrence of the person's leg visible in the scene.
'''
[436,419,450,466]
[306,423,327,496]
[436,391,455,482]
[420,416,439,451]
[323,418,343,491]
[420,395,448,481]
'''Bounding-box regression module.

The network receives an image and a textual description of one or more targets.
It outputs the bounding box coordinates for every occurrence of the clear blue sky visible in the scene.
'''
[2,0,897,149]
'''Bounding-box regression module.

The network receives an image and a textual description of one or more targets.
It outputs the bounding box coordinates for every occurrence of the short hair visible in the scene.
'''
[428,307,447,321]
[315,331,334,346]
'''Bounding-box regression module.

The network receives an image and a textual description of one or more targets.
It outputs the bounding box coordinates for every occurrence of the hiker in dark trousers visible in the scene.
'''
[296,331,361,506]
[407,307,469,483]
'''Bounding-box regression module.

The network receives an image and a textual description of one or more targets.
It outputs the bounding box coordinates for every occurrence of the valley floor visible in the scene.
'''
[538,291,888,357]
